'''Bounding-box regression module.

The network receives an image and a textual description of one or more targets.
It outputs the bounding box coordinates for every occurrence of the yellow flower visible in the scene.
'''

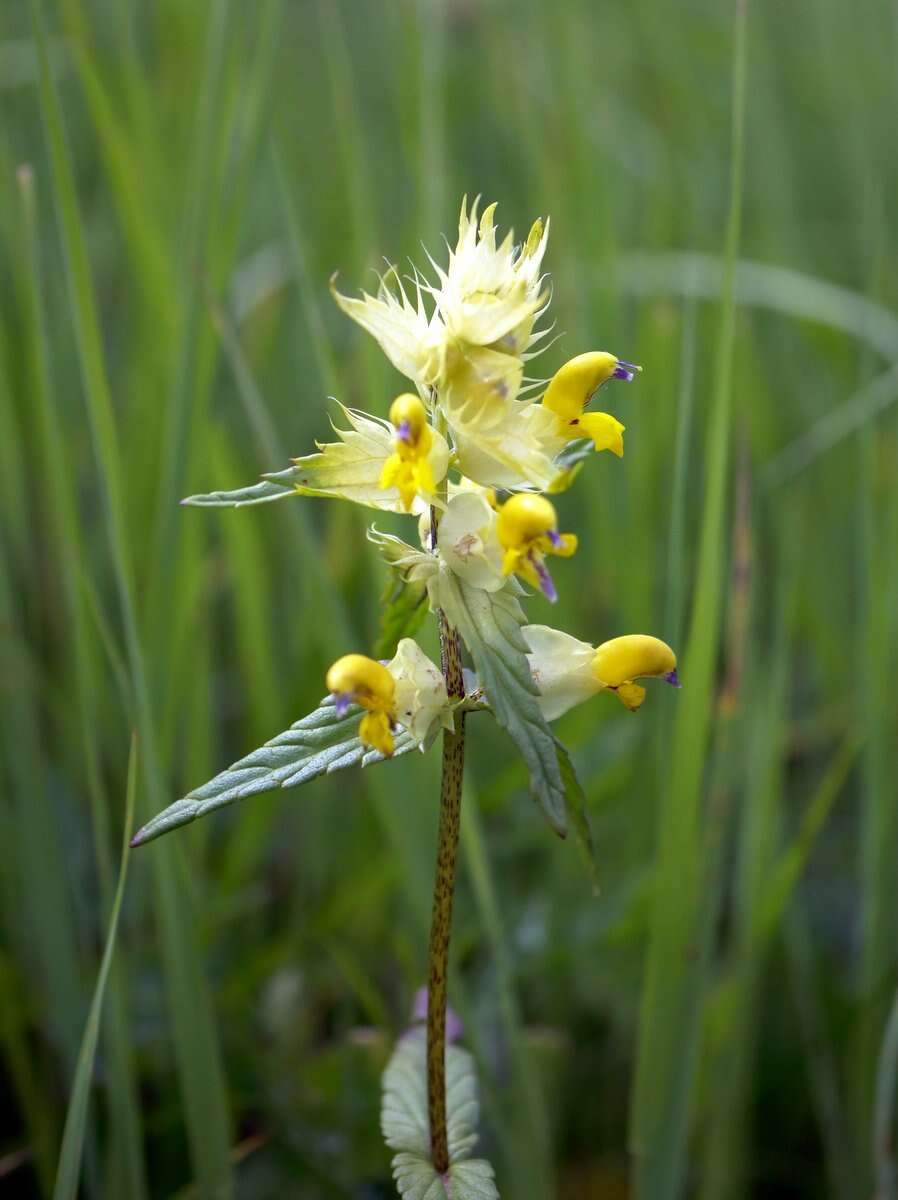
[523,626,680,718]
[542,351,641,457]
[593,634,679,711]
[378,394,440,511]
[327,642,455,754]
[496,494,577,602]
[327,654,397,756]
[291,404,448,514]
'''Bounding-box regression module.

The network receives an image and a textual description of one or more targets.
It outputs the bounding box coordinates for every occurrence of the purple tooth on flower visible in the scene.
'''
[664,669,681,688]
[533,556,558,603]
[547,528,563,548]
[333,692,352,716]
[612,359,640,383]
[394,418,413,444]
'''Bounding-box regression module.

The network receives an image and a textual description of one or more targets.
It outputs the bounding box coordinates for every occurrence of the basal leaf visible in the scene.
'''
[382,1032,479,1162]
[390,1153,499,1200]
[131,696,416,846]
[436,568,567,836]
[382,1031,498,1200]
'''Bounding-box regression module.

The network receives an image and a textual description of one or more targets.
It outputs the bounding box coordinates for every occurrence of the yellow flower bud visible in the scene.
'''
[592,635,679,711]
[377,393,442,511]
[389,393,429,445]
[327,654,397,755]
[496,494,577,602]
[496,493,558,547]
[327,654,396,712]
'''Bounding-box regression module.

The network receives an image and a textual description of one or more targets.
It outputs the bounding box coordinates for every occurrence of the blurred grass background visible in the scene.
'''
[2,0,897,1196]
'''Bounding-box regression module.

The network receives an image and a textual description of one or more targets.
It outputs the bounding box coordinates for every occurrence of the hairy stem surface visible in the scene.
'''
[427,605,466,1175]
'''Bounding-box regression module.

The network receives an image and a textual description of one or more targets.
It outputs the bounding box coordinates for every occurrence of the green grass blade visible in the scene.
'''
[15,157,149,1200]
[53,737,138,1200]
[873,989,898,1200]
[29,4,234,1191]
[630,3,750,1195]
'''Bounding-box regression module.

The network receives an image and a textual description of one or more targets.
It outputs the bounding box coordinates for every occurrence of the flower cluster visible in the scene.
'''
[314,197,678,754]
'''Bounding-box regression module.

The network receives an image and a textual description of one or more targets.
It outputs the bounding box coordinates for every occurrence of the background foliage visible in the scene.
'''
[2,0,897,1196]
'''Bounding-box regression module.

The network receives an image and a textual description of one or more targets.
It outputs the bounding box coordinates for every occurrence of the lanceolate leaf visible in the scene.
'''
[381,1032,499,1200]
[181,466,298,507]
[556,744,600,895]
[437,569,567,836]
[131,697,416,846]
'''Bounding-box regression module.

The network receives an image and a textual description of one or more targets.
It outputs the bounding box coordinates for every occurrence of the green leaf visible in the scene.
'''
[181,466,298,507]
[131,697,416,846]
[381,1032,499,1199]
[376,574,430,660]
[436,569,566,836]
[54,736,138,1200]
[556,744,600,895]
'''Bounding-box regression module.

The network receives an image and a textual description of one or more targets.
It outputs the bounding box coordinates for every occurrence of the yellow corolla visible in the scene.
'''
[593,634,679,710]
[523,626,680,718]
[496,494,577,602]
[542,351,640,457]
[327,641,454,755]
[378,394,439,511]
[327,654,397,756]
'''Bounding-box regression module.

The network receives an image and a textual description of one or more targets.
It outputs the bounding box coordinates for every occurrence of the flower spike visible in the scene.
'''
[496,493,577,601]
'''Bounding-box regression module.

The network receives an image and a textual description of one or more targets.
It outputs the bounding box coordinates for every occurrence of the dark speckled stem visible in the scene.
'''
[426,599,466,1176]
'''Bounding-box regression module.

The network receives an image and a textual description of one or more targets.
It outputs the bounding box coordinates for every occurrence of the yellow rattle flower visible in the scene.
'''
[542,351,640,457]
[523,626,680,718]
[326,653,397,757]
[378,393,437,512]
[593,634,679,711]
[496,493,577,602]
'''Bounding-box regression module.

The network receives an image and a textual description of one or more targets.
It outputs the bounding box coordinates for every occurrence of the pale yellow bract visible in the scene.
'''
[331,197,638,493]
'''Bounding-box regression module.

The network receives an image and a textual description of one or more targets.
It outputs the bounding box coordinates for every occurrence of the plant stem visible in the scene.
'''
[426,605,466,1176]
